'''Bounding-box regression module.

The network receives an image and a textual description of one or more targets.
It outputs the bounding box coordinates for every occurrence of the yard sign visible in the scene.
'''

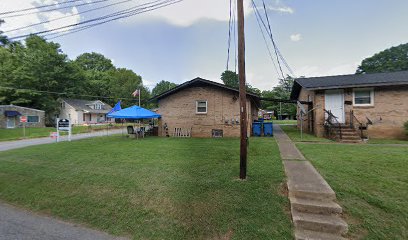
[56,118,72,142]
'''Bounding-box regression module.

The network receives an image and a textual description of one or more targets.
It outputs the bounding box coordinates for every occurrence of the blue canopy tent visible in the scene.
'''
[107,105,161,138]
[107,105,161,119]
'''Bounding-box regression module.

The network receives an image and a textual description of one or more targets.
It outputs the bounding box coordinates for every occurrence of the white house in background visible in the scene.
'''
[59,98,113,125]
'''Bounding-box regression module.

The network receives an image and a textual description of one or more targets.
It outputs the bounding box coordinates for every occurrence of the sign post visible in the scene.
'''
[57,118,71,142]
[20,116,27,138]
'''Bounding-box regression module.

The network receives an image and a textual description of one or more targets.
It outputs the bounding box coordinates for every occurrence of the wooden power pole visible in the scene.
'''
[237,0,247,179]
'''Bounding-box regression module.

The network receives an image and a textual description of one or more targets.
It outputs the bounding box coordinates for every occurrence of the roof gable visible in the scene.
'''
[150,77,260,101]
[62,98,112,113]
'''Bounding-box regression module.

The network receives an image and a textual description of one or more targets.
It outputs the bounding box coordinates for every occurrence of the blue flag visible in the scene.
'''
[108,100,122,114]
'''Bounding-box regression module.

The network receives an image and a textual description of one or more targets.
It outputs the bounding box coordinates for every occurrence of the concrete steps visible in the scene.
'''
[295,229,347,240]
[284,161,349,239]
[292,208,348,235]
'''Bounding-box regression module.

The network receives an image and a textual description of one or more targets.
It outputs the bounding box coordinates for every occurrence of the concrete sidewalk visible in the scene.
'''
[273,125,348,239]
[0,128,124,152]
[0,202,128,240]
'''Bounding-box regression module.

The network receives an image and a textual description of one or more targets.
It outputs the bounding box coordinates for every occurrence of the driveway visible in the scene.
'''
[0,202,128,240]
[0,128,124,152]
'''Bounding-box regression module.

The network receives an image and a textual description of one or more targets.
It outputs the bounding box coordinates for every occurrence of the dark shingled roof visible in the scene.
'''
[291,70,408,99]
[150,77,260,101]
[62,99,112,114]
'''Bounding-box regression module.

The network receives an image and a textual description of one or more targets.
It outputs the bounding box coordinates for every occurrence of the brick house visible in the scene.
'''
[0,105,45,128]
[291,71,408,140]
[59,98,113,125]
[151,77,260,138]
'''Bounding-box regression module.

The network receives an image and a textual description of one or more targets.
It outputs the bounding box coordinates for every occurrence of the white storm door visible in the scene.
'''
[325,90,345,123]
[7,116,16,128]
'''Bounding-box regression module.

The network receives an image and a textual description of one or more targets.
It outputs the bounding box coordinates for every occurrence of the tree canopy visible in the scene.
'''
[261,76,296,119]
[356,43,408,74]
[0,35,152,124]
[152,80,178,96]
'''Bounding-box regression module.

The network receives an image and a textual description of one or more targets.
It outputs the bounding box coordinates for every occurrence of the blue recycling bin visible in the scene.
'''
[252,122,262,136]
[263,122,273,137]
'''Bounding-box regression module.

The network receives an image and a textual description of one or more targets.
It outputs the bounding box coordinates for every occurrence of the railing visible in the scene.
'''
[323,109,342,140]
[350,110,364,138]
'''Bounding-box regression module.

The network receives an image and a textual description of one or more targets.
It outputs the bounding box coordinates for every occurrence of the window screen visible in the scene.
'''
[196,101,207,113]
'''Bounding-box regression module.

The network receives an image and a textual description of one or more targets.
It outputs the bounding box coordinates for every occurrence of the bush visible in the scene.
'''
[405,121,408,136]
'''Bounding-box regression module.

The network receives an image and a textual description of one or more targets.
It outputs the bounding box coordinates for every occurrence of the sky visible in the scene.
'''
[1,0,408,91]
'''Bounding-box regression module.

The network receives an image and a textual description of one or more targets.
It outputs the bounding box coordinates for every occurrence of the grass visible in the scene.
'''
[296,143,408,239]
[280,125,332,142]
[271,120,297,125]
[367,138,408,144]
[0,137,293,239]
[0,125,121,141]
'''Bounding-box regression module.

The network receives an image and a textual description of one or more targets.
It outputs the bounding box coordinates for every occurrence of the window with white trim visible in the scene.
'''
[353,88,374,106]
[94,104,102,110]
[196,100,207,114]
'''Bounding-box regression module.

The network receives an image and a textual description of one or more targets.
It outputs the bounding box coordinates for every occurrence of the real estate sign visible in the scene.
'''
[56,118,71,142]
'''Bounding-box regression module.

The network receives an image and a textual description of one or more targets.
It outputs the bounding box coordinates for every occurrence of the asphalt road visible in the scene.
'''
[0,202,128,240]
[0,128,124,152]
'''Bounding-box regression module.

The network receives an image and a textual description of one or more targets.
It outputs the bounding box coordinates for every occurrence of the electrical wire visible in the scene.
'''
[260,0,285,79]
[2,0,110,19]
[44,0,182,40]
[0,0,84,15]
[4,0,134,34]
[9,0,181,40]
[251,0,280,78]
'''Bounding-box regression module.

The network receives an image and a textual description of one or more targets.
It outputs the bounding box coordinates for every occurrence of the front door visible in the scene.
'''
[325,90,345,123]
[6,116,16,128]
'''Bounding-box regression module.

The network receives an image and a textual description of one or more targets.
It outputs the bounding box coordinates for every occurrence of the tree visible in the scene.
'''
[0,35,84,124]
[75,52,115,72]
[261,75,296,119]
[109,68,150,107]
[152,80,177,96]
[221,70,261,95]
[0,19,9,46]
[221,70,239,89]
[356,43,408,74]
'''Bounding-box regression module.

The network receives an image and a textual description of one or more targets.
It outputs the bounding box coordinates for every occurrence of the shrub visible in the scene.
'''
[404,121,408,136]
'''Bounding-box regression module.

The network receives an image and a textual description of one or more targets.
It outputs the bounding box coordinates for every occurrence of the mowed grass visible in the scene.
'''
[367,138,408,144]
[272,120,297,125]
[280,125,332,142]
[0,137,292,239]
[0,125,120,141]
[296,143,408,239]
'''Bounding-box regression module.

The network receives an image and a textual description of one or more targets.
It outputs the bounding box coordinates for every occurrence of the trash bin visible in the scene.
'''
[263,122,273,137]
[252,122,262,136]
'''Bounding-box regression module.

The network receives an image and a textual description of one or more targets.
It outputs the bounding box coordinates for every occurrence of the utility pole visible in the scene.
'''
[237,0,247,179]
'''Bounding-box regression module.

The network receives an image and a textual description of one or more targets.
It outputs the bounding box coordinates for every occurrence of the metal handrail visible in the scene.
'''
[323,109,342,140]
[350,110,364,138]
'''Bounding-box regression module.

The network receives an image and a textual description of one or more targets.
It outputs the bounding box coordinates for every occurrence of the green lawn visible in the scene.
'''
[280,125,332,142]
[271,120,297,125]
[367,138,408,144]
[0,137,292,239]
[296,143,408,239]
[0,125,121,141]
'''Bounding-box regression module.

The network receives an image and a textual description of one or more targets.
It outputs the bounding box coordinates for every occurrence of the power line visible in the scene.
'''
[0,86,142,101]
[2,0,110,19]
[226,0,232,70]
[260,0,285,79]
[251,0,280,78]
[4,0,134,34]
[9,0,181,41]
[0,0,84,15]
[44,0,183,40]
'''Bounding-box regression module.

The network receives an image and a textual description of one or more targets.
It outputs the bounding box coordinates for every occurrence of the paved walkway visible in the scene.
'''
[0,129,124,152]
[0,202,128,240]
[273,125,348,239]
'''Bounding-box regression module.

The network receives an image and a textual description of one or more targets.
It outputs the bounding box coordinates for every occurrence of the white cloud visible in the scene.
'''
[290,33,302,42]
[270,6,294,14]
[0,0,81,38]
[118,0,294,27]
[296,63,359,78]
